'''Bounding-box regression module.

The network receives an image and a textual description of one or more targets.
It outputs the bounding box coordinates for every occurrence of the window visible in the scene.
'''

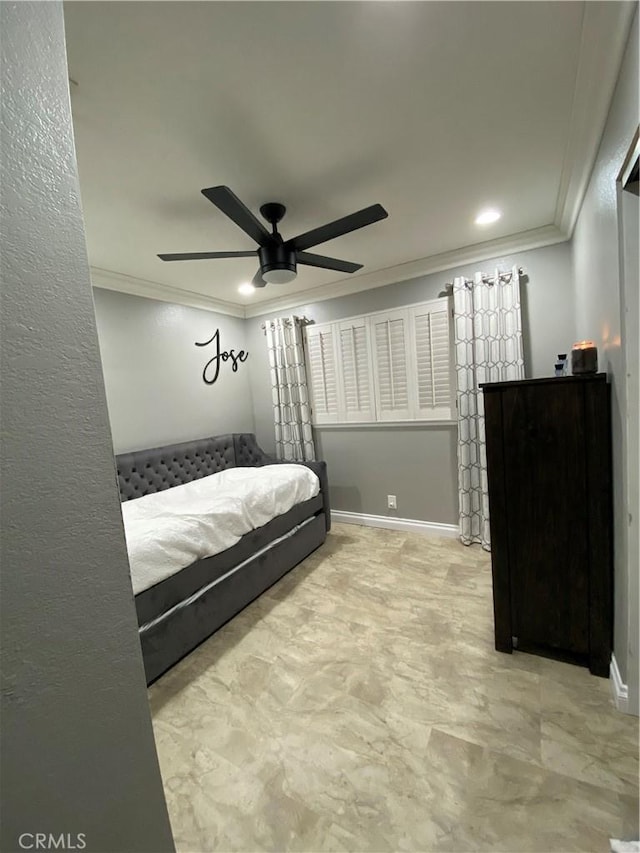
[305,297,454,425]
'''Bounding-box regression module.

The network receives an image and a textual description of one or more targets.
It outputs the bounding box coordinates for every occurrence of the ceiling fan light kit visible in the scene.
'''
[158,185,388,288]
[261,264,297,285]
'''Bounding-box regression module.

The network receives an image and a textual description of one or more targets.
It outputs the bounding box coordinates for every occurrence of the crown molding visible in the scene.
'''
[243,223,567,318]
[90,267,245,318]
[91,223,567,321]
[554,0,638,237]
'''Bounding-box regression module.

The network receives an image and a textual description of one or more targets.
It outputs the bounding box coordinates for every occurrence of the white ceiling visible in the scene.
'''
[63,1,634,318]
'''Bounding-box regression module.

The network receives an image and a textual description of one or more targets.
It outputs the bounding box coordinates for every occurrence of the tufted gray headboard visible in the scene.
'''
[115,434,271,502]
[115,432,330,531]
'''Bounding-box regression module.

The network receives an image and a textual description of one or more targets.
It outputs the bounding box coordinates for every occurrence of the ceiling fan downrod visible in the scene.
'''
[258,202,296,283]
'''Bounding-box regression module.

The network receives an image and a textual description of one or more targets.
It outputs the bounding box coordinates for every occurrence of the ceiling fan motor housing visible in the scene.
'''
[259,243,297,283]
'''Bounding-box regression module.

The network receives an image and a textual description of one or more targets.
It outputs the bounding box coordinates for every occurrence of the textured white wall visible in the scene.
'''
[0,3,174,849]
[572,10,639,691]
[93,288,255,453]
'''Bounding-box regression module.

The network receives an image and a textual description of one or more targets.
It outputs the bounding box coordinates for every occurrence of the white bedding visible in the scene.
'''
[122,464,320,595]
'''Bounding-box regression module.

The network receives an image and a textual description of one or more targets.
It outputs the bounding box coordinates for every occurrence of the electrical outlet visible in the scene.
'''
[387,494,397,510]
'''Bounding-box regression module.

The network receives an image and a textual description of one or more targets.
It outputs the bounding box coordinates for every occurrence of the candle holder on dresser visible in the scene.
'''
[481,373,613,677]
[571,340,598,374]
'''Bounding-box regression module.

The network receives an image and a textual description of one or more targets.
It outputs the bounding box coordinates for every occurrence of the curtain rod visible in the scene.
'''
[261,315,312,332]
[444,266,525,289]
[259,266,526,326]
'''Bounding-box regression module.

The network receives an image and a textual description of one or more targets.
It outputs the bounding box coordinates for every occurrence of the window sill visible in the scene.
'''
[312,420,457,429]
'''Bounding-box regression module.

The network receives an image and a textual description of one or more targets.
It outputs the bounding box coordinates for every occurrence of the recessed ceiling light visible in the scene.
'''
[475,208,502,225]
[238,283,255,296]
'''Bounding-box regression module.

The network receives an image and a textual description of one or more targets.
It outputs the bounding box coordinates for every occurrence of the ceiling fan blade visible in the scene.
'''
[297,252,363,274]
[201,186,271,246]
[252,268,267,288]
[158,251,256,262]
[287,203,388,252]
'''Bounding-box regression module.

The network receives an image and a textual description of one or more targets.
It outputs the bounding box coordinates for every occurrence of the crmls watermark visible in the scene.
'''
[18,834,87,850]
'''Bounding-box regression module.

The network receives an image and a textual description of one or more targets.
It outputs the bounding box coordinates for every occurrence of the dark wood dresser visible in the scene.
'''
[481,373,613,677]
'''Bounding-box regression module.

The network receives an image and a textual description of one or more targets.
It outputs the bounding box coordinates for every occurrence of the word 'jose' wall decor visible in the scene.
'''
[195,329,248,385]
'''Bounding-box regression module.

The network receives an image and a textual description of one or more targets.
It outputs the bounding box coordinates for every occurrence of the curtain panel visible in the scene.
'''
[454,266,525,549]
[264,316,316,462]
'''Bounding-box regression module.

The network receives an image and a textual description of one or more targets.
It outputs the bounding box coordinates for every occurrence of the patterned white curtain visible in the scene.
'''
[264,316,316,462]
[454,266,525,549]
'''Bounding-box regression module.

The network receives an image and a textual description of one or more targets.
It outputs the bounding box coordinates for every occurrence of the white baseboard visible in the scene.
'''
[331,510,459,539]
[610,654,629,713]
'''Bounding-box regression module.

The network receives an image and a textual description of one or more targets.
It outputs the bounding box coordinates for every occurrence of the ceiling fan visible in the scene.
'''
[158,185,388,287]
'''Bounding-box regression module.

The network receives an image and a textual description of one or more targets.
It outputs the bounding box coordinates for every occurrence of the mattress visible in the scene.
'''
[122,464,320,594]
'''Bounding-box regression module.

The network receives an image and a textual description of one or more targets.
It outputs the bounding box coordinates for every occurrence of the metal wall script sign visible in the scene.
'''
[195,329,249,385]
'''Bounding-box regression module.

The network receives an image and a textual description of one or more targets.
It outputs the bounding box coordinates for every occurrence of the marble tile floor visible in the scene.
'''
[149,523,639,853]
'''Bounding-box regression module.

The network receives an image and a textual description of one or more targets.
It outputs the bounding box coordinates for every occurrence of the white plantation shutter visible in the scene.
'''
[336,319,375,422]
[371,310,412,420]
[411,302,453,419]
[304,297,454,425]
[305,324,338,423]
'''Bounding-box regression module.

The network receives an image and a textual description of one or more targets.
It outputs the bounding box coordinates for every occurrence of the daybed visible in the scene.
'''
[116,433,330,684]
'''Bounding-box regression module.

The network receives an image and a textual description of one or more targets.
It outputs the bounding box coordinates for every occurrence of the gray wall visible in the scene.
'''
[0,4,174,851]
[247,242,575,524]
[571,10,638,693]
[93,287,254,453]
[314,426,459,524]
[620,181,639,713]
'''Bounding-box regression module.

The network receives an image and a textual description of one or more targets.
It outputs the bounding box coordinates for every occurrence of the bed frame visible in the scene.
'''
[116,433,329,684]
